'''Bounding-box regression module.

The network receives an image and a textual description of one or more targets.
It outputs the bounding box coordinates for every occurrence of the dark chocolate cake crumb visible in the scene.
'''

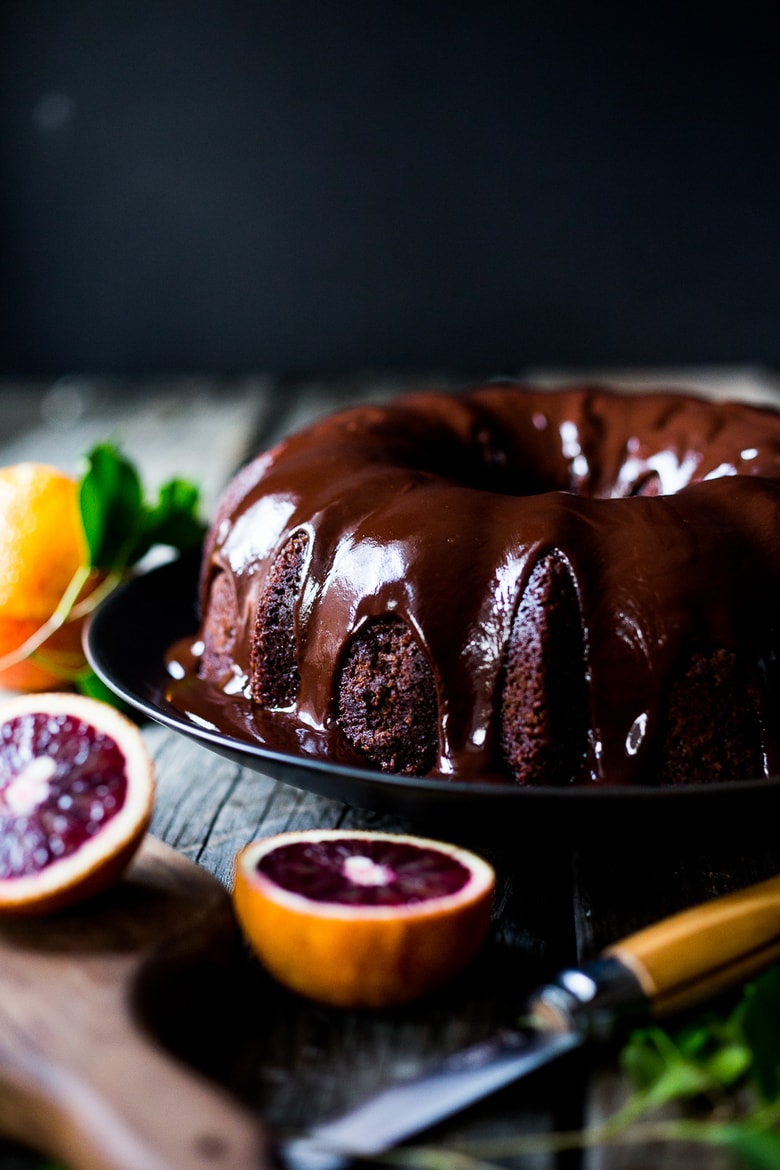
[198,571,238,682]
[658,648,765,785]
[337,616,438,775]
[499,550,589,785]
[251,530,309,707]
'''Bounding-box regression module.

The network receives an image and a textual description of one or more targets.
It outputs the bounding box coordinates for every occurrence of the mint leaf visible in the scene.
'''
[134,478,206,562]
[614,974,780,1167]
[620,1024,729,1108]
[714,1122,780,1170]
[736,967,780,1104]
[78,443,206,573]
[79,443,145,570]
[1,441,207,711]
[74,441,207,709]
[677,1013,753,1089]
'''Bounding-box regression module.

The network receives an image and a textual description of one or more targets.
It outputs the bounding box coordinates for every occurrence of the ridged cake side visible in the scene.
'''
[183,384,780,787]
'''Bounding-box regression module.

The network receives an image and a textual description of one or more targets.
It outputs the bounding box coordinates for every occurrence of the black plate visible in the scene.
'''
[84,555,780,839]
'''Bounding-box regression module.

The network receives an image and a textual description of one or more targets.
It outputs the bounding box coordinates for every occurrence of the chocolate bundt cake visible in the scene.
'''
[175,384,780,788]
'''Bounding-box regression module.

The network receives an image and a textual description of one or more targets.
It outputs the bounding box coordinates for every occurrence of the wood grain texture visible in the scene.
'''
[0,836,268,1170]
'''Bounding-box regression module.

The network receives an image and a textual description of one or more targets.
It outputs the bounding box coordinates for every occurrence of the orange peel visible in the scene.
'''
[233,828,496,1008]
[0,693,155,914]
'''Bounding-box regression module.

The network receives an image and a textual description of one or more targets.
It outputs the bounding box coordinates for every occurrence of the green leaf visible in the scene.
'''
[75,668,130,712]
[0,440,206,689]
[621,1026,675,1091]
[620,1014,752,1116]
[79,443,145,569]
[134,477,206,562]
[677,1013,753,1089]
[712,1121,780,1170]
[735,967,780,1104]
[78,442,206,574]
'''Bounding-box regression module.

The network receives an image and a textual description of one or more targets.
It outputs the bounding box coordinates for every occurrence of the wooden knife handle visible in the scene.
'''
[606,873,780,1017]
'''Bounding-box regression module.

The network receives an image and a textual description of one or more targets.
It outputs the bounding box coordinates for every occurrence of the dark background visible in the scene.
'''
[1,2,779,378]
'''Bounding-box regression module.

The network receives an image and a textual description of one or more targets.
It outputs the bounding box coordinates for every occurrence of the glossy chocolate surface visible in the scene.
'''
[168,384,780,786]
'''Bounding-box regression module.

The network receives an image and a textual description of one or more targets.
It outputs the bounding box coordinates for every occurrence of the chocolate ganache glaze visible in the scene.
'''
[168,384,780,787]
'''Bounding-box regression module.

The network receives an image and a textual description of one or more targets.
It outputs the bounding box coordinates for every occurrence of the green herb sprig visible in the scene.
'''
[0,442,206,700]
[79,443,206,573]
[382,966,780,1170]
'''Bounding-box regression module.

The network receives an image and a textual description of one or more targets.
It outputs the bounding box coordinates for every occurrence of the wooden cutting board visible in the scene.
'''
[0,835,271,1170]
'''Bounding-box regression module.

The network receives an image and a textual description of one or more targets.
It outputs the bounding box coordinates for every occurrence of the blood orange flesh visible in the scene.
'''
[0,710,128,876]
[0,694,155,914]
[256,836,473,906]
[233,829,496,1008]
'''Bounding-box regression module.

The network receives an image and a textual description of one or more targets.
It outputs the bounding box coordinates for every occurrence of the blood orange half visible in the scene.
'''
[0,693,155,915]
[233,829,496,1008]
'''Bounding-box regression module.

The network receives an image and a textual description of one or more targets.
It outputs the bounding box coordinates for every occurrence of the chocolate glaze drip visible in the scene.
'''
[167,384,780,787]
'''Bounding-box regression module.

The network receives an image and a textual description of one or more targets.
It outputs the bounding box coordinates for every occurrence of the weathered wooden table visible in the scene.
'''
[2,370,780,1170]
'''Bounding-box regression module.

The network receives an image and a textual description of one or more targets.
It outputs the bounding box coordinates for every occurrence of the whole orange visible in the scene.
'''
[0,463,94,691]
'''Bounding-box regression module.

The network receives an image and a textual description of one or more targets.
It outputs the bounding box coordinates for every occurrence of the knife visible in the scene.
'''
[280,871,780,1170]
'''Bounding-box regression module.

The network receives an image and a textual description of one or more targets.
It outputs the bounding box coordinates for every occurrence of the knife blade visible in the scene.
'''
[282,1025,582,1170]
[279,870,780,1169]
